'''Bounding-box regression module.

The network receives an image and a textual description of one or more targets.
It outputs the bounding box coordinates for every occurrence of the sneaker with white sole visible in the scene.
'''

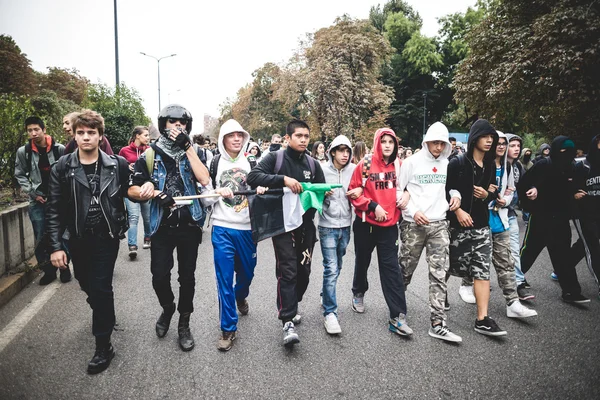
[389,313,413,336]
[507,300,538,318]
[324,313,342,335]
[459,285,476,304]
[517,283,535,301]
[292,314,302,325]
[551,272,559,281]
[352,293,365,313]
[283,321,299,347]
[429,323,462,343]
[474,316,507,336]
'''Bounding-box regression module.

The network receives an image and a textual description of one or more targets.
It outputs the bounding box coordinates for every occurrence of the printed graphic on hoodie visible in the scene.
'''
[416,168,446,184]
[219,167,249,212]
[369,171,397,190]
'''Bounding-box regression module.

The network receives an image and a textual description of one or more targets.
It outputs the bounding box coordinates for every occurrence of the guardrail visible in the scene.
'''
[0,203,35,276]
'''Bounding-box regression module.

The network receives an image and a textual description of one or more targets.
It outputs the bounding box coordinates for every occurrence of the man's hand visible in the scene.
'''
[487,184,498,193]
[473,185,489,199]
[374,205,388,222]
[284,176,302,194]
[526,187,538,200]
[346,187,363,199]
[449,196,461,212]
[504,187,515,196]
[155,191,175,208]
[396,191,410,209]
[413,211,429,226]
[496,197,507,207]
[217,187,234,199]
[325,190,334,197]
[455,208,474,228]
[171,129,192,151]
[34,195,46,204]
[50,250,68,269]
[574,190,587,200]
[139,182,155,200]
[256,186,267,195]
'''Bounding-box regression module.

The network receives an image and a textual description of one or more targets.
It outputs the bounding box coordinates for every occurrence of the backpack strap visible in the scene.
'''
[145,147,155,176]
[361,154,373,187]
[24,142,32,177]
[210,153,221,189]
[274,149,285,174]
[306,154,316,178]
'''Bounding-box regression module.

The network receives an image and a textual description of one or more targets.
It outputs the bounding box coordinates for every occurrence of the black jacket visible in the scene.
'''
[572,134,600,219]
[446,119,499,229]
[46,150,130,252]
[517,135,576,218]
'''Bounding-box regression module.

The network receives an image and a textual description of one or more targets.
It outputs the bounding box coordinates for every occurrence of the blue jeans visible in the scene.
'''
[29,201,50,269]
[508,216,525,284]
[319,226,350,317]
[125,198,151,247]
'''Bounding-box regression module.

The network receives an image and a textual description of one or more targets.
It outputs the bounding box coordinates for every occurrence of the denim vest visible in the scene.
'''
[148,152,205,236]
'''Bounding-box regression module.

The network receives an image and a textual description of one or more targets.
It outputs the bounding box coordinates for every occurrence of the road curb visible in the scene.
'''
[0,257,40,309]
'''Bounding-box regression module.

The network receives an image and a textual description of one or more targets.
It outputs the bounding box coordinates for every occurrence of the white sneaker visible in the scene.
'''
[324,313,342,335]
[429,323,462,343]
[507,300,538,318]
[292,314,302,325]
[459,285,476,304]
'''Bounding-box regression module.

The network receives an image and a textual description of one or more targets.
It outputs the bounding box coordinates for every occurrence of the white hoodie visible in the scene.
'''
[201,119,252,230]
[398,122,460,222]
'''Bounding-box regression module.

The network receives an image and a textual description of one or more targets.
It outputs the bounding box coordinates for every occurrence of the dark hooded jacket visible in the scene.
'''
[572,134,600,219]
[533,143,551,164]
[446,119,499,229]
[517,135,576,218]
[505,133,524,217]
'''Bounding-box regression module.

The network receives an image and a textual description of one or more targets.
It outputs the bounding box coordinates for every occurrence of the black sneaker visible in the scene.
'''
[39,272,57,286]
[522,280,532,289]
[87,344,115,374]
[517,283,535,301]
[474,316,507,336]
[128,245,138,260]
[59,268,72,283]
[562,293,591,304]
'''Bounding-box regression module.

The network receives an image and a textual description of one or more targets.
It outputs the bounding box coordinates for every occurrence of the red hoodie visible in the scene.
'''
[118,142,148,164]
[348,128,401,227]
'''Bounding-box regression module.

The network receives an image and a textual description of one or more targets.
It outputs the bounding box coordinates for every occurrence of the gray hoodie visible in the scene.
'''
[318,135,356,228]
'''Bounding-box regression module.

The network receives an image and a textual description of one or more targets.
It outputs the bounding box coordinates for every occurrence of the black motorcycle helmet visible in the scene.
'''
[157,104,193,134]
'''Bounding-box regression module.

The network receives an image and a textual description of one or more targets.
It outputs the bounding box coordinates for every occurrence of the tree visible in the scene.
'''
[84,83,151,151]
[38,67,89,105]
[0,95,34,188]
[453,0,600,145]
[0,35,36,96]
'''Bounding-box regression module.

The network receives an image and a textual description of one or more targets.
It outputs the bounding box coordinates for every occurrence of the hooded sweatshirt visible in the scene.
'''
[246,142,262,163]
[348,128,400,227]
[398,122,460,222]
[533,143,551,164]
[118,142,149,164]
[201,119,252,230]
[488,132,515,230]
[521,148,534,170]
[446,119,499,229]
[319,135,356,228]
[517,135,576,218]
[573,134,600,219]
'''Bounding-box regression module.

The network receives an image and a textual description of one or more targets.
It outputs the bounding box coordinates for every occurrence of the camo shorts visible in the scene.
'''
[448,226,492,281]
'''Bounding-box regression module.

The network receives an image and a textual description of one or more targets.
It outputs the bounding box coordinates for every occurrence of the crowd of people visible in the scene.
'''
[13,104,599,375]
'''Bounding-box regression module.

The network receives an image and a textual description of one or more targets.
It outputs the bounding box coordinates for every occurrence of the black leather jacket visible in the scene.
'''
[46,150,130,252]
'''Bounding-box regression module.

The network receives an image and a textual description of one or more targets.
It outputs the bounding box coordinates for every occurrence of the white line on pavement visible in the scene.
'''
[0,280,61,353]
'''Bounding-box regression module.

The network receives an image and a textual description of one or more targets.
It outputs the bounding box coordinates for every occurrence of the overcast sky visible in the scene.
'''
[0,0,475,132]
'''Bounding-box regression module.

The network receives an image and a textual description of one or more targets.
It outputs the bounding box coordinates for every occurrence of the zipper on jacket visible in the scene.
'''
[465,157,475,215]
[98,167,116,238]
[72,171,79,236]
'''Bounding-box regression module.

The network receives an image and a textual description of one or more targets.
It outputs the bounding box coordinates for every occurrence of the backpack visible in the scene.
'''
[209,152,259,189]
[24,141,61,177]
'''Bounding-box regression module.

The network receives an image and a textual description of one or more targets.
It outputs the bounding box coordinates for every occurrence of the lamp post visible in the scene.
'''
[114,0,119,88]
[422,92,427,136]
[140,52,177,113]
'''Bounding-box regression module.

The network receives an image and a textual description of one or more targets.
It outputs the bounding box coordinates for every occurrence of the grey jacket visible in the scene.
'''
[319,135,356,228]
[14,138,65,202]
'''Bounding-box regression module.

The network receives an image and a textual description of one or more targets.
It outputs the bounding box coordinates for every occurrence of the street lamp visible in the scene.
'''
[140,52,177,113]
[422,92,427,136]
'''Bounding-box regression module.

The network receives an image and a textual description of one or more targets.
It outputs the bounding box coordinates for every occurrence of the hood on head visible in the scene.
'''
[550,135,576,172]
[587,134,600,165]
[327,135,353,167]
[538,143,551,155]
[246,141,261,157]
[496,131,508,164]
[218,119,250,161]
[372,127,398,164]
[467,119,498,163]
[421,122,451,159]
[505,133,523,159]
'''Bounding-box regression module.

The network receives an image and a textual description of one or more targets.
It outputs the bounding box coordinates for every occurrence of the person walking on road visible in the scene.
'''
[202,119,266,351]
[14,116,67,285]
[348,127,414,337]
[397,122,462,342]
[247,119,325,347]
[46,110,131,374]
[128,104,210,352]
[118,126,152,259]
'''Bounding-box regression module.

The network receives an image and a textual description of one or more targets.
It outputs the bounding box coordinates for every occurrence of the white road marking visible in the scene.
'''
[0,280,60,353]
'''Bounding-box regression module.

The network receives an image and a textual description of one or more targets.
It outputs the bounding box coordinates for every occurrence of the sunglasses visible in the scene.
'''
[168,118,189,125]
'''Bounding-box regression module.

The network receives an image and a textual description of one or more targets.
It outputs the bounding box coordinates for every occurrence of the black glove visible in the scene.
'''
[155,191,175,208]
[175,132,192,151]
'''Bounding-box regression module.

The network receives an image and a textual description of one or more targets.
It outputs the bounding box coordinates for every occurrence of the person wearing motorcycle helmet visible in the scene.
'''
[128,104,210,352]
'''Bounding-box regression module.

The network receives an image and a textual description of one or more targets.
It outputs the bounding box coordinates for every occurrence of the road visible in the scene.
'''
[0,220,598,399]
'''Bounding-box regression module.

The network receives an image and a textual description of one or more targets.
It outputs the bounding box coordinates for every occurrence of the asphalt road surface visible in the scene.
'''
[0,219,598,399]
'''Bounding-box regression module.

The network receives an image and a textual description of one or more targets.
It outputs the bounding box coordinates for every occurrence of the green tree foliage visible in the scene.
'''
[38,67,89,105]
[85,83,151,152]
[454,0,600,146]
[0,35,36,96]
[0,95,34,188]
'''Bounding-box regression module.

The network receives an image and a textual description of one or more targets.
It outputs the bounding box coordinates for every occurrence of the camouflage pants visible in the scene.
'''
[449,227,492,281]
[399,220,449,323]
[461,229,518,304]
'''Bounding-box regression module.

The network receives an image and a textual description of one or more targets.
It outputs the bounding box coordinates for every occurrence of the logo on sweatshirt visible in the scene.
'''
[304,170,311,180]
[416,174,446,184]
[432,167,438,173]
[368,171,397,190]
